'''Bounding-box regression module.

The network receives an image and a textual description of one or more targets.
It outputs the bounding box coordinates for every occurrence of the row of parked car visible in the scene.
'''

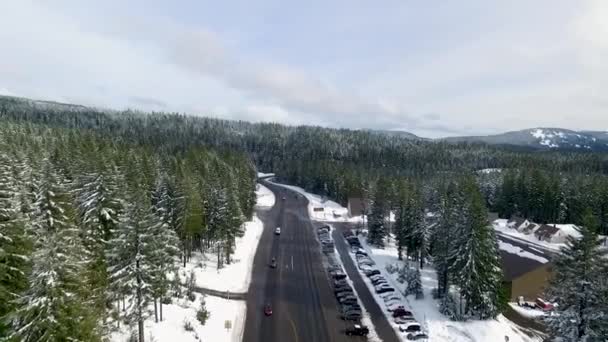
[317,225,335,253]
[344,230,429,341]
[318,226,370,337]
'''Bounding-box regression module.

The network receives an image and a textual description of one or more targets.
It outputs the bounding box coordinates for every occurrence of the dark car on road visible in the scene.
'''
[345,324,369,336]
[264,304,273,316]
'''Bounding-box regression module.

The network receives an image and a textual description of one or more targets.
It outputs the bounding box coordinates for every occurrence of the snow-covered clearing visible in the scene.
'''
[180,214,264,293]
[110,293,244,342]
[111,184,269,342]
[255,183,275,208]
[353,236,543,342]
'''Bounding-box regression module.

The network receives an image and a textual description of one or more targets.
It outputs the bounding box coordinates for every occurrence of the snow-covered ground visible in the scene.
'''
[509,303,547,319]
[111,184,269,342]
[180,214,264,293]
[257,171,275,178]
[353,236,543,342]
[255,183,275,208]
[110,294,244,342]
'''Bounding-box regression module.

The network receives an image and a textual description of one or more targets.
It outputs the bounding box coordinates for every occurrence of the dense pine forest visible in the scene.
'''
[0,111,256,341]
[2,95,608,234]
[1,95,608,340]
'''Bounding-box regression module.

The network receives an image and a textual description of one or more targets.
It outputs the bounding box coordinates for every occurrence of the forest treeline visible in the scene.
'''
[0,119,256,341]
[3,96,608,236]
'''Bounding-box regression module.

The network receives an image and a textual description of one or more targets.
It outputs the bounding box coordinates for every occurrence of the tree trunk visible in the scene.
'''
[137,259,145,342]
[154,297,158,323]
[160,299,163,321]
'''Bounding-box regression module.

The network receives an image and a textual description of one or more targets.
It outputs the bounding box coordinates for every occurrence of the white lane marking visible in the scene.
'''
[291,255,294,271]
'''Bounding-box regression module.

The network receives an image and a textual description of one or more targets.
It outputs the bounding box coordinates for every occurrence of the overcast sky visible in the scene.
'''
[1,0,607,137]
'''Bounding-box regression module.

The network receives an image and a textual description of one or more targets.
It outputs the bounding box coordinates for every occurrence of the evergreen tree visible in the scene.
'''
[367,178,390,247]
[10,161,100,341]
[107,189,158,342]
[545,209,608,340]
[0,153,31,338]
[451,179,503,319]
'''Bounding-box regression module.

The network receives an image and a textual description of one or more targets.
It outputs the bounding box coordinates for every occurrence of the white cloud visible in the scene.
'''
[0,0,606,138]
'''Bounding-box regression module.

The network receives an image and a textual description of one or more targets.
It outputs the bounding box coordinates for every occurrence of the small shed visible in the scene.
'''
[347,197,368,217]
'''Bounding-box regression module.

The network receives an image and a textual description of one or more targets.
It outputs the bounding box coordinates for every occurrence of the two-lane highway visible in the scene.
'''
[243,181,351,342]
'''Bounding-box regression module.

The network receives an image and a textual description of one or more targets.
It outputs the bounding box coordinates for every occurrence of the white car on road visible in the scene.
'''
[275,227,281,235]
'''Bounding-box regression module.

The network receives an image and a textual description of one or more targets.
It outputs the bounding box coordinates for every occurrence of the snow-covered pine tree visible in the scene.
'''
[405,185,427,267]
[10,160,100,341]
[450,179,503,319]
[367,178,390,247]
[150,173,181,322]
[394,180,409,260]
[545,209,608,340]
[223,171,245,265]
[434,182,465,298]
[0,152,31,338]
[74,165,123,329]
[107,188,158,342]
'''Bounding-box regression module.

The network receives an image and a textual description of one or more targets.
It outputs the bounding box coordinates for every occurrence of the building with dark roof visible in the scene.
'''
[499,246,553,301]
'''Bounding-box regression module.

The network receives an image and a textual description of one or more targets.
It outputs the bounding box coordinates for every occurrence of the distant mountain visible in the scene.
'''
[444,128,608,151]
[367,129,426,140]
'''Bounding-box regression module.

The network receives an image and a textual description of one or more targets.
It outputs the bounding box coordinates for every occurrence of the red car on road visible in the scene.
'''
[264,304,273,316]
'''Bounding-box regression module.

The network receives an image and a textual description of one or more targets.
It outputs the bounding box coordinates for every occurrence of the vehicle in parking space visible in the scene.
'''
[380,291,400,300]
[336,290,355,299]
[275,227,281,235]
[398,322,422,333]
[357,259,375,267]
[372,280,389,287]
[387,303,406,312]
[264,304,273,316]
[358,264,372,271]
[369,274,384,281]
[343,230,354,237]
[394,316,417,324]
[339,297,358,305]
[384,298,401,306]
[282,196,286,201]
[375,285,395,294]
[345,324,369,336]
[371,277,388,285]
[334,287,352,295]
[269,258,277,268]
[333,278,348,286]
[392,308,413,318]
[331,271,347,280]
[338,294,358,302]
[355,251,368,257]
[342,310,362,321]
[383,294,401,302]
[364,269,381,277]
[406,332,429,340]
[341,303,362,312]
